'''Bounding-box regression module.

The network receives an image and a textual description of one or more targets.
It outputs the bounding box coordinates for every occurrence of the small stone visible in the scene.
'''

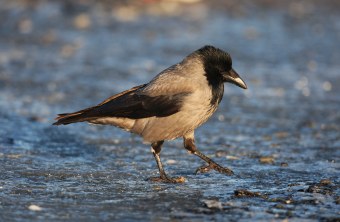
[319,179,332,185]
[215,150,228,157]
[259,156,275,164]
[202,199,223,210]
[226,155,240,160]
[28,205,42,211]
[280,162,289,167]
[306,183,333,195]
[285,199,292,204]
[175,176,186,183]
[6,154,22,159]
[234,189,266,198]
[166,159,176,165]
[274,204,285,209]
[152,186,163,191]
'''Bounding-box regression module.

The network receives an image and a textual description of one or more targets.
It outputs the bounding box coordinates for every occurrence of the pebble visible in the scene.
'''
[28,205,42,211]
[202,199,223,210]
[259,156,275,164]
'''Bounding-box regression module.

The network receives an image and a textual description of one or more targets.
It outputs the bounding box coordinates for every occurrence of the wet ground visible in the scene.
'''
[0,0,339,221]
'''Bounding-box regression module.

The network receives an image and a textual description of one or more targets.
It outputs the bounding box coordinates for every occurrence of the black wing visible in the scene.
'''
[53,84,189,125]
[94,92,189,119]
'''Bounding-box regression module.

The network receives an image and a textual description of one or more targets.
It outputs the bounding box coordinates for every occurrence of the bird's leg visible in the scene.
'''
[183,133,234,176]
[148,141,185,183]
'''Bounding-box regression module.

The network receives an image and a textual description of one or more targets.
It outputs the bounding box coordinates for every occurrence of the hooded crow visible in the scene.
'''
[53,45,247,183]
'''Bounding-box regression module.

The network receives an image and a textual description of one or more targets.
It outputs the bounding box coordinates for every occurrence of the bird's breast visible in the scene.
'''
[180,87,220,126]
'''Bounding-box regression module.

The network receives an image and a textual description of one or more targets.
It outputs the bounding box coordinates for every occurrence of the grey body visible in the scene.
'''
[89,54,216,142]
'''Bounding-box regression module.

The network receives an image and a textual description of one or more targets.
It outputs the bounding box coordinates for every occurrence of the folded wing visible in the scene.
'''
[53,84,190,125]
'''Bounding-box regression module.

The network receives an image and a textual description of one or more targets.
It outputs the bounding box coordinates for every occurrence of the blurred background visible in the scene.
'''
[0,0,339,221]
[1,0,339,118]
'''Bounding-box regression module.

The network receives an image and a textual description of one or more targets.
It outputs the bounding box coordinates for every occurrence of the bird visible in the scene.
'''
[53,45,247,183]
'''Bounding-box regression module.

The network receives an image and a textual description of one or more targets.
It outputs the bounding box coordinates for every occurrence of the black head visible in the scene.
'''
[197,45,247,89]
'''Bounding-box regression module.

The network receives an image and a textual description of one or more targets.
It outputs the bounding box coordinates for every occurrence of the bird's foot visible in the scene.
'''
[148,175,186,183]
[195,162,234,176]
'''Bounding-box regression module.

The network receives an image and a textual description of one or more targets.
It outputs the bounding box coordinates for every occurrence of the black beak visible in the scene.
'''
[223,68,247,89]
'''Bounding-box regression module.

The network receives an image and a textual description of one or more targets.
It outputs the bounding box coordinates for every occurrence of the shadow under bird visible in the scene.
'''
[53,45,247,183]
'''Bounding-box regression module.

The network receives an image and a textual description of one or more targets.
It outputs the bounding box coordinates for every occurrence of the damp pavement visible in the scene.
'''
[0,0,339,221]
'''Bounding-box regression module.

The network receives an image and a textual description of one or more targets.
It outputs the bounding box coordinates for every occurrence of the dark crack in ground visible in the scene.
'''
[0,0,339,221]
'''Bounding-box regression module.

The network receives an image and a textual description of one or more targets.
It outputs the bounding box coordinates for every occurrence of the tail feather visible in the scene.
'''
[53,84,147,126]
[53,109,95,125]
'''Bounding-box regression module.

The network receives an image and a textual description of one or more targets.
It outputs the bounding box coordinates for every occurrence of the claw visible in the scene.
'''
[148,176,186,183]
[195,162,234,176]
[195,164,212,174]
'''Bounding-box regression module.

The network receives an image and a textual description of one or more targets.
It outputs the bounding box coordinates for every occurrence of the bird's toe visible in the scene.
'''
[195,163,234,176]
[147,176,186,183]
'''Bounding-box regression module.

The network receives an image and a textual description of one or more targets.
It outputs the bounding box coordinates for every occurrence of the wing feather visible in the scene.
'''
[53,83,190,125]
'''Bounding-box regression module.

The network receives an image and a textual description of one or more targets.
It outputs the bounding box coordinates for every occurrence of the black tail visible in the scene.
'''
[53,84,147,125]
[53,113,84,125]
[53,111,92,125]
